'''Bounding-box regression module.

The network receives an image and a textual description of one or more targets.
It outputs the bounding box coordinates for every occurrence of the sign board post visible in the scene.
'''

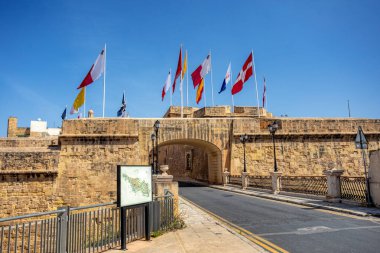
[354,126,373,206]
[117,165,153,250]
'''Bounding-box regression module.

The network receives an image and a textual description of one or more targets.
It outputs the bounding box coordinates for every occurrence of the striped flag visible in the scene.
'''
[161,70,172,101]
[219,63,231,94]
[181,51,187,80]
[172,47,182,93]
[70,88,85,114]
[77,48,105,89]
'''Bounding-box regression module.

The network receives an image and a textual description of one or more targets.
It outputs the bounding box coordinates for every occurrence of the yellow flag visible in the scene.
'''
[70,88,85,114]
[181,51,187,79]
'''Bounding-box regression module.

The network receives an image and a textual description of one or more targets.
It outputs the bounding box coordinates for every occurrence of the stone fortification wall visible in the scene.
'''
[1,116,380,218]
[0,137,60,216]
[230,118,380,176]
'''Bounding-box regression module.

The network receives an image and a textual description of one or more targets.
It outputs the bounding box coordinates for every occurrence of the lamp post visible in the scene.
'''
[150,133,156,174]
[240,134,249,173]
[153,120,160,174]
[268,121,279,172]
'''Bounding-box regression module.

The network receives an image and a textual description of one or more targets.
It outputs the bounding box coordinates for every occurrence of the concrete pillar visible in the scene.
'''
[270,172,282,194]
[222,170,230,186]
[88,109,94,118]
[153,165,179,215]
[242,172,250,190]
[369,150,380,207]
[323,169,345,202]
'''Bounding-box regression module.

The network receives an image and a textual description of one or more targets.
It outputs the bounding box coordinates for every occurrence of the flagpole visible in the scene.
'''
[265,77,268,110]
[123,90,126,117]
[83,86,86,118]
[252,50,260,118]
[170,68,173,107]
[210,50,215,107]
[204,78,207,107]
[102,43,107,118]
[231,64,235,113]
[186,50,189,107]
[180,70,183,118]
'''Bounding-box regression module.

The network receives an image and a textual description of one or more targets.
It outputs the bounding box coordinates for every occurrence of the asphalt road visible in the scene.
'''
[179,182,380,253]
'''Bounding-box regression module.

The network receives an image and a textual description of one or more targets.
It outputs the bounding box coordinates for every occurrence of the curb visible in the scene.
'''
[209,185,380,218]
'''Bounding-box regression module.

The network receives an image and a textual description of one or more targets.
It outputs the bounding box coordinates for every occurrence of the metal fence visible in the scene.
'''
[248,176,272,190]
[228,175,242,185]
[340,176,366,202]
[281,176,328,196]
[0,194,174,253]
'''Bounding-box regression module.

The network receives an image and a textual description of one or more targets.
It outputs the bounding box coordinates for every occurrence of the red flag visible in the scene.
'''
[191,65,202,88]
[262,77,266,108]
[231,53,253,95]
[172,47,182,93]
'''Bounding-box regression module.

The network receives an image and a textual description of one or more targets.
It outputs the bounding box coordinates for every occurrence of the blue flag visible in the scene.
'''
[117,93,126,117]
[61,107,67,120]
[219,63,231,94]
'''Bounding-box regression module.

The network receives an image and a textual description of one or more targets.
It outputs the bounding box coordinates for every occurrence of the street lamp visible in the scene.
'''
[153,120,160,174]
[268,121,279,172]
[240,134,249,173]
[150,132,156,174]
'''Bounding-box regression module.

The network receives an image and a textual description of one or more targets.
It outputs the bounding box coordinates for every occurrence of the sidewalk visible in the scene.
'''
[107,198,267,253]
[210,184,380,217]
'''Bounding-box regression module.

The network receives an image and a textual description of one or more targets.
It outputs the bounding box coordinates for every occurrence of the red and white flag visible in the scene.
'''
[172,47,182,93]
[77,48,105,89]
[161,69,172,101]
[191,54,211,88]
[262,77,266,108]
[231,53,253,95]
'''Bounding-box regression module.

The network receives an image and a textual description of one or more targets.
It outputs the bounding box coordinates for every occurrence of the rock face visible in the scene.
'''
[1,116,380,217]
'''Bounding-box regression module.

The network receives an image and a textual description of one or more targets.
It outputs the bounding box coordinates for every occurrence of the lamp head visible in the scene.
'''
[154,120,160,131]
[268,121,278,134]
[151,133,156,141]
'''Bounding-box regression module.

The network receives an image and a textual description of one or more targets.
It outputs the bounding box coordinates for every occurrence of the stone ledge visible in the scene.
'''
[0,170,58,175]
[59,134,139,138]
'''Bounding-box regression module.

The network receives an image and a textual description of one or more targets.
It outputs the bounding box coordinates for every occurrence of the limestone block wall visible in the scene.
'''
[0,137,60,217]
[7,117,30,137]
[158,144,209,181]
[369,150,380,207]
[56,136,140,207]
[230,118,380,176]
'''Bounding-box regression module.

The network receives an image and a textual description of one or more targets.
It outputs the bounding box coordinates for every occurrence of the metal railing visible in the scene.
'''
[228,175,242,185]
[281,176,328,196]
[248,176,272,190]
[340,176,366,202]
[0,193,174,253]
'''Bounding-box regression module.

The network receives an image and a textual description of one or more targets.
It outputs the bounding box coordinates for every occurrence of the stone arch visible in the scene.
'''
[157,138,223,184]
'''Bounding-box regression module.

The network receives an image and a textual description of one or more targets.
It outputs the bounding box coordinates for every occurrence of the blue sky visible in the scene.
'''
[0,0,379,136]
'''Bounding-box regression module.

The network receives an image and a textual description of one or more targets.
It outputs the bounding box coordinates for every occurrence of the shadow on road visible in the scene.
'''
[178,181,208,188]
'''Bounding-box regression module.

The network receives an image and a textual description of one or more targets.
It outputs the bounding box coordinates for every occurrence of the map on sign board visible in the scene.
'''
[117,165,152,207]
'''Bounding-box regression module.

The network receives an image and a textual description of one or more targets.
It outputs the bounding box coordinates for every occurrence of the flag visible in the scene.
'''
[196,79,205,104]
[181,51,187,80]
[262,77,266,108]
[172,47,182,93]
[117,93,126,117]
[61,107,67,120]
[231,53,253,95]
[219,63,231,94]
[162,70,172,101]
[70,88,85,114]
[191,54,211,88]
[77,48,105,89]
